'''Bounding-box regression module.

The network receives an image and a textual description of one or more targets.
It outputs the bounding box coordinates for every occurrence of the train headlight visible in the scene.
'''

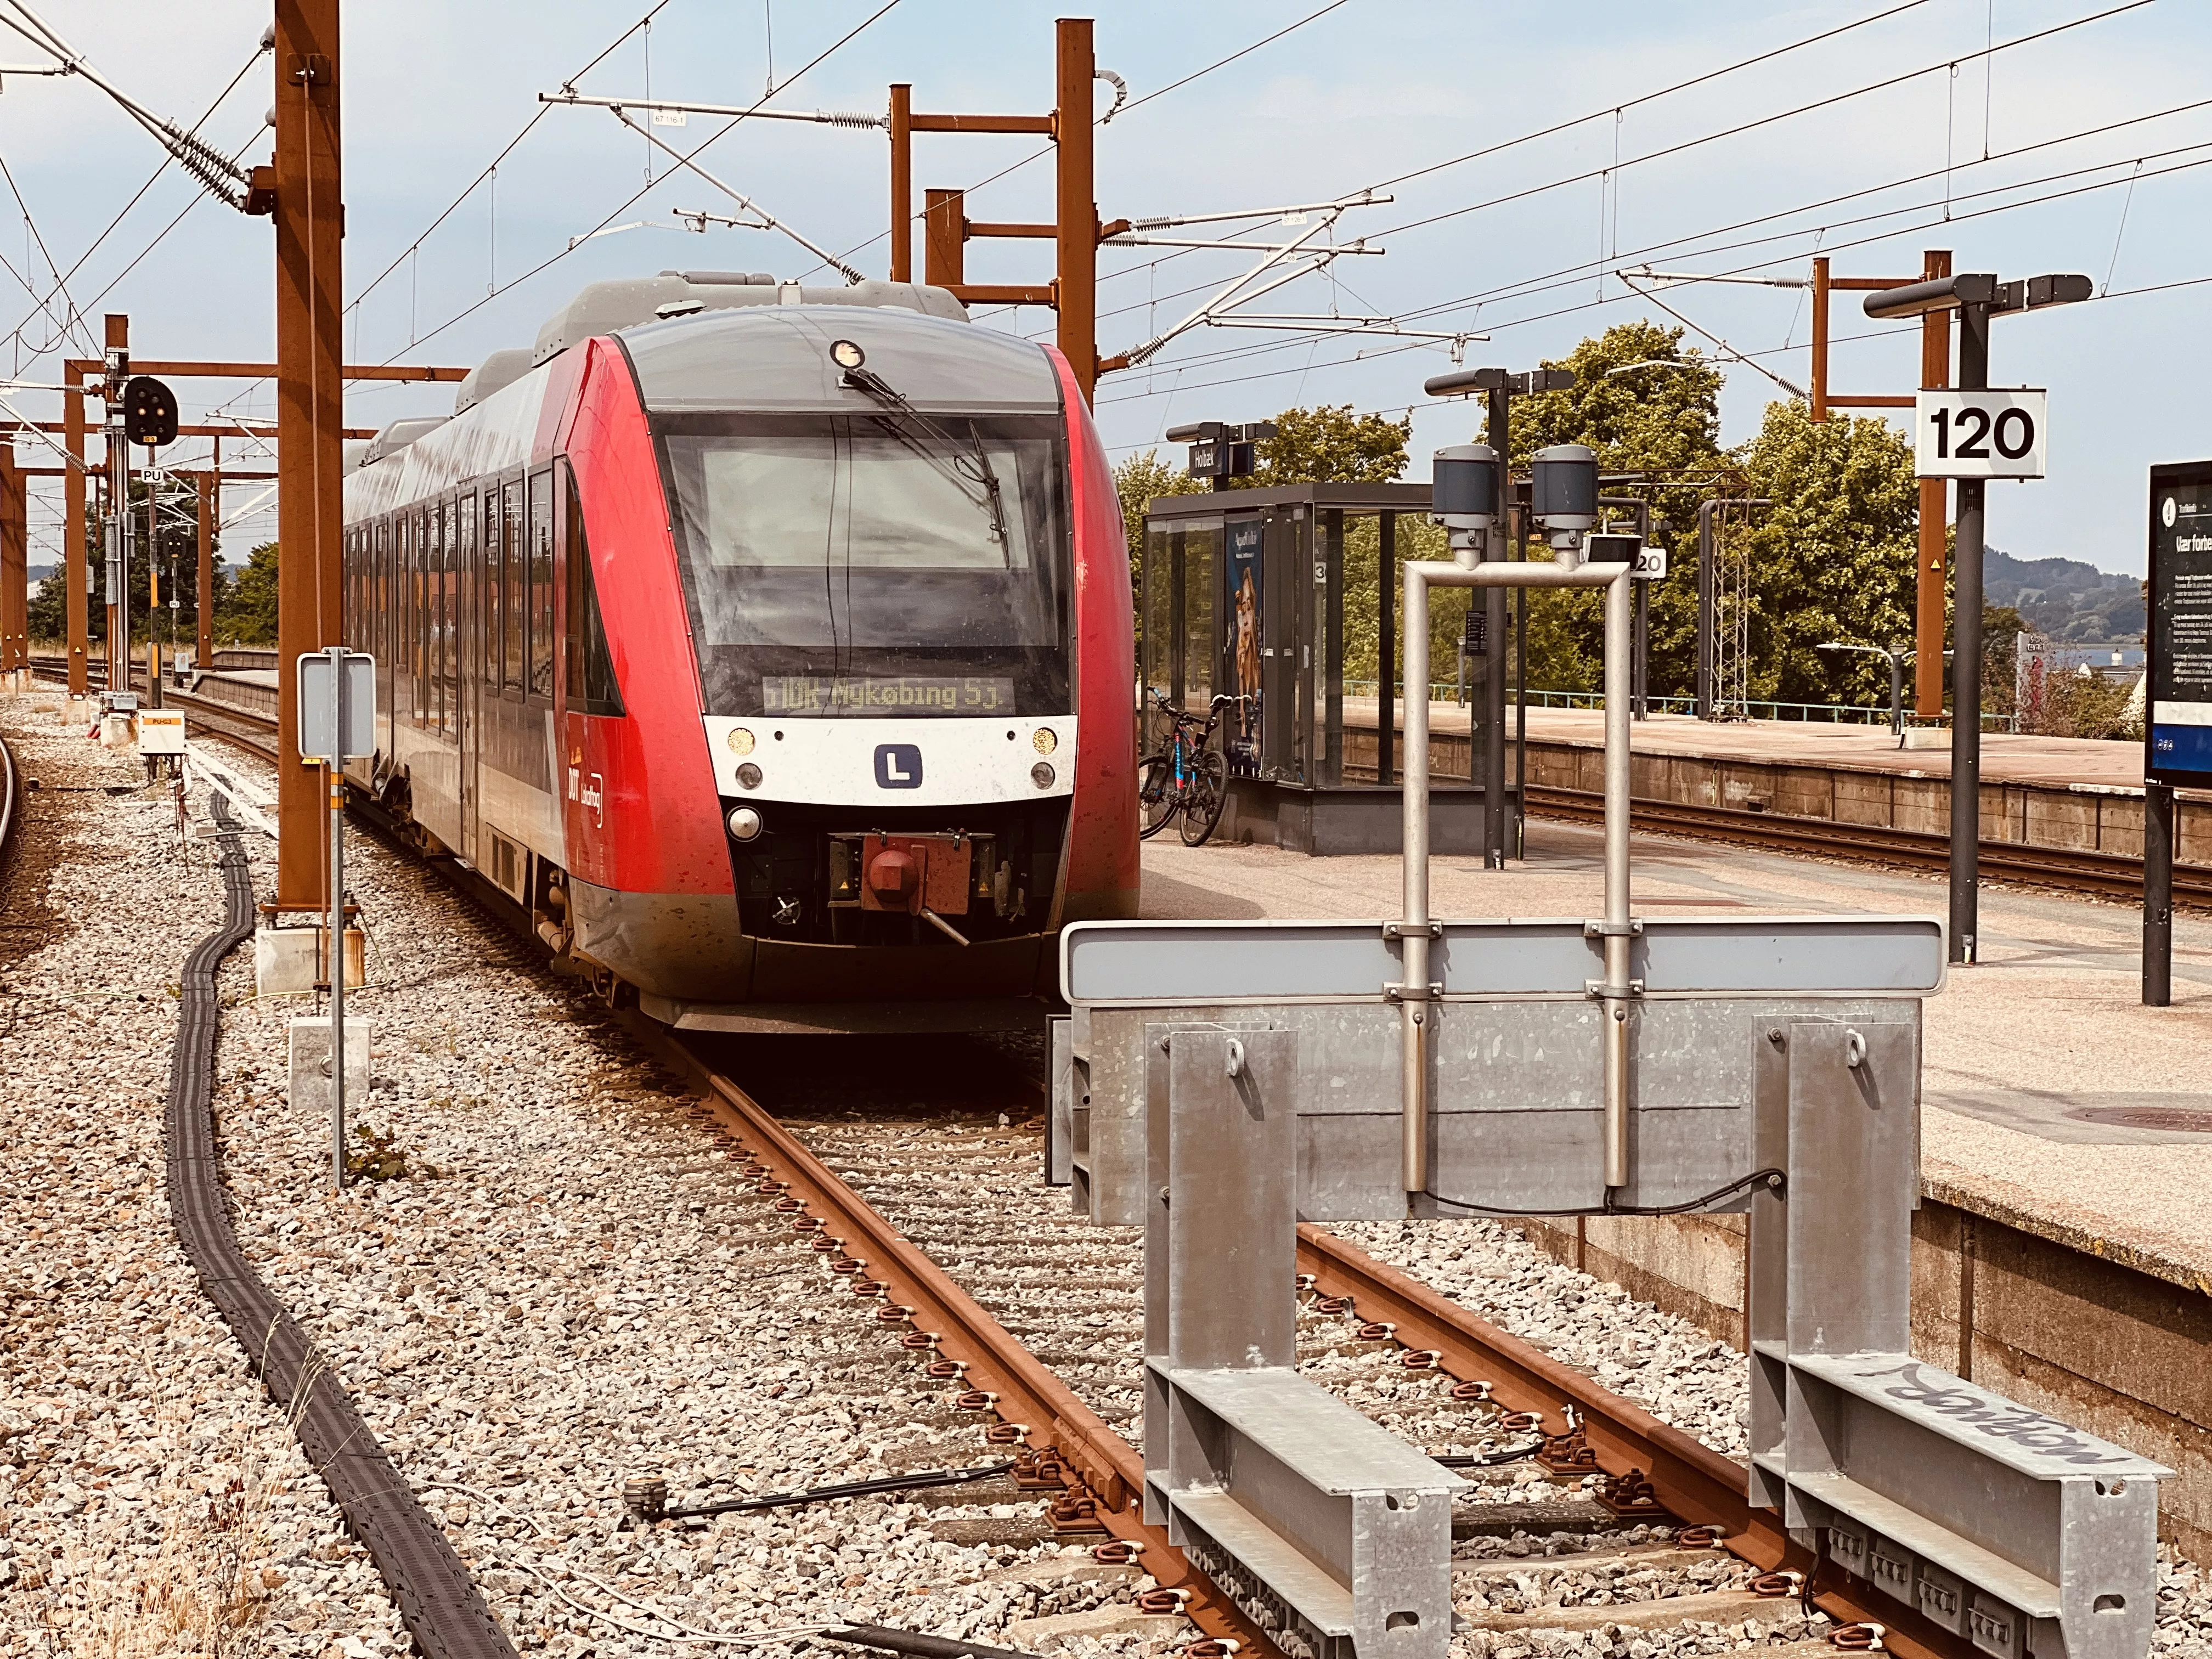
[1031,726,1058,756]
[830,339,866,370]
[1030,762,1055,789]
[727,805,764,842]
[736,763,763,790]
[726,727,755,755]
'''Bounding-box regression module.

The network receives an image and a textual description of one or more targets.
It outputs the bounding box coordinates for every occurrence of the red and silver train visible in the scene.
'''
[340,272,1138,1029]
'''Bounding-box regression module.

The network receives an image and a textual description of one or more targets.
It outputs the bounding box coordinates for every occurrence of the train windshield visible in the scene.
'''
[659,412,1069,718]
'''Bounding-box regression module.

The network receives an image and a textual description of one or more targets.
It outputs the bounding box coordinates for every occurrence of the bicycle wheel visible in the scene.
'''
[1137,752,1180,840]
[1178,748,1229,847]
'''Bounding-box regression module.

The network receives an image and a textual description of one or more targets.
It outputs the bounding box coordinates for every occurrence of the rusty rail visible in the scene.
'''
[640,1025,1275,1658]
[1526,780,2212,904]
[1298,1227,1979,1659]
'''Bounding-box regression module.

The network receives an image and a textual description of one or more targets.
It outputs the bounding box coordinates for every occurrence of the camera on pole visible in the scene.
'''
[122,375,178,448]
[1531,443,1600,560]
[1430,442,1499,558]
[1169,419,1276,490]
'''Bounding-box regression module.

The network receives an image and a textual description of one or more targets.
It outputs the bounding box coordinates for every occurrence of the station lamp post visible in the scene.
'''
[1424,366,1575,868]
[1863,270,2089,966]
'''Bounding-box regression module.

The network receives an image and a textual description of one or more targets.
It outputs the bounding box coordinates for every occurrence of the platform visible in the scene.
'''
[1338,703,2207,862]
[1138,819,2212,1553]
[1140,819,2212,1279]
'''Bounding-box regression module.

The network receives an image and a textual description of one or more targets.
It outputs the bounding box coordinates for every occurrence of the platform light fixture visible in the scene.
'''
[1421,364,1578,871]
[1531,444,1600,561]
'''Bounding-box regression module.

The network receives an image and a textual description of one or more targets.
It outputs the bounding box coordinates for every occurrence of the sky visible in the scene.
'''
[0,0,2204,575]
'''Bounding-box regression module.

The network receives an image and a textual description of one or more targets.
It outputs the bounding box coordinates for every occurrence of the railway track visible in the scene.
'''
[1523,780,2211,904]
[24,656,279,764]
[122,737,2033,1659]
[636,1027,1970,1659]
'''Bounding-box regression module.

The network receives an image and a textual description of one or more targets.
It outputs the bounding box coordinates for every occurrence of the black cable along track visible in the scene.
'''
[166,794,516,1658]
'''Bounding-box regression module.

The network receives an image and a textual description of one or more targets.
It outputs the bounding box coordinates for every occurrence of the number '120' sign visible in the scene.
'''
[1914,388,2047,481]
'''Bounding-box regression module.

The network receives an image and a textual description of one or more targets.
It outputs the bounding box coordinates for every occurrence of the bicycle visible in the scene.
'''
[1137,689,1240,848]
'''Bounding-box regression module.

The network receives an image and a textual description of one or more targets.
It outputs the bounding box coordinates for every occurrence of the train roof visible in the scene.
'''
[620,304,1063,416]
[345,300,1064,523]
[529,273,966,369]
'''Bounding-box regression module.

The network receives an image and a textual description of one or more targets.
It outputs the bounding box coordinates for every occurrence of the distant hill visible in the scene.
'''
[1984,545,2143,642]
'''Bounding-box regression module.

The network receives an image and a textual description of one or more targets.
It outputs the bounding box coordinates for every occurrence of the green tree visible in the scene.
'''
[25,474,225,648]
[1113,449,1204,572]
[1509,322,1729,692]
[1243,404,1410,487]
[1735,400,1920,706]
[219,540,280,645]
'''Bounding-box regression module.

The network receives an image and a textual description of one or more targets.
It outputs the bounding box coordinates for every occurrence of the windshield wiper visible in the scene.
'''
[840,363,1009,552]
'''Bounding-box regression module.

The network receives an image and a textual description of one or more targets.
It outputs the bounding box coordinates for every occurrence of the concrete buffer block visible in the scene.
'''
[288,1017,369,1120]
[255,923,365,998]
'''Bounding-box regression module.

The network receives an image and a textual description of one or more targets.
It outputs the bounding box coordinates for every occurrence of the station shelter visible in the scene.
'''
[1138,481,1520,854]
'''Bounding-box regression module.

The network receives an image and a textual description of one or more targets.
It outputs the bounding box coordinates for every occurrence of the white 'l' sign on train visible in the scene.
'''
[1914,388,2048,480]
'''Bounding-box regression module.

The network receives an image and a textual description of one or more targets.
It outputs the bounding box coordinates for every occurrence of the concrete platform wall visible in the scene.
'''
[1512,1207,2212,1559]
[1348,721,2212,861]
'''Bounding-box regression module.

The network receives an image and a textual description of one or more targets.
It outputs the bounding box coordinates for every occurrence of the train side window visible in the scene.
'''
[436,499,454,739]
[380,517,394,672]
[414,507,431,729]
[480,487,499,688]
[561,461,623,716]
[396,514,413,723]
[527,467,555,701]
[502,478,524,692]
[458,489,477,704]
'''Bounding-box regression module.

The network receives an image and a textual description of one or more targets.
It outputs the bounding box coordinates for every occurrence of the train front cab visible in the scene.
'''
[558,305,1137,1025]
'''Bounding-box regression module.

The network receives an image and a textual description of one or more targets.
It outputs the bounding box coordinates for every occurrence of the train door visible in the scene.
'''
[457,488,479,861]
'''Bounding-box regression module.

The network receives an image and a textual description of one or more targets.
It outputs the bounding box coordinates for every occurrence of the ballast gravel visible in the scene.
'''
[8,691,2212,1659]
[185,745,1183,1657]
[0,699,402,1659]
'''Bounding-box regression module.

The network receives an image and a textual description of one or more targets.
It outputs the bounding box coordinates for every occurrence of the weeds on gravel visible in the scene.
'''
[18,1411,285,1657]
[344,1123,441,1182]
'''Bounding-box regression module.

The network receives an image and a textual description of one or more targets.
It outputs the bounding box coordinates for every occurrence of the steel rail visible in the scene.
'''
[636,1025,1277,1658]
[1525,780,2212,903]
[1297,1227,1978,1659]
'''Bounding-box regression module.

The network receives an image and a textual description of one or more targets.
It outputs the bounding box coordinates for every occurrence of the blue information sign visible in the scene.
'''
[2149,464,2212,784]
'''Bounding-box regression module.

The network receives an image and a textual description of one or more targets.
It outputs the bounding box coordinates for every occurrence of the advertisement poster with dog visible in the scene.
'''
[1227,520,1263,777]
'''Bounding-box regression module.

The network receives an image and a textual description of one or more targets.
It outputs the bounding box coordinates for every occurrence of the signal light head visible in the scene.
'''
[830,339,866,370]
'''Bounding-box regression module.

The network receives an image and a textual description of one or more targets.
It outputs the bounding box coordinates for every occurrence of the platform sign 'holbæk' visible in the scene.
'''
[2148,461,2212,786]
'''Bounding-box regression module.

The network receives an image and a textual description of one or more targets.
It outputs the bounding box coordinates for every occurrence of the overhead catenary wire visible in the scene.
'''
[0,0,257,208]
[358,0,906,366]
[1092,86,2212,410]
[998,0,1989,330]
[804,0,1360,282]
[1012,0,2151,379]
[0,42,264,366]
